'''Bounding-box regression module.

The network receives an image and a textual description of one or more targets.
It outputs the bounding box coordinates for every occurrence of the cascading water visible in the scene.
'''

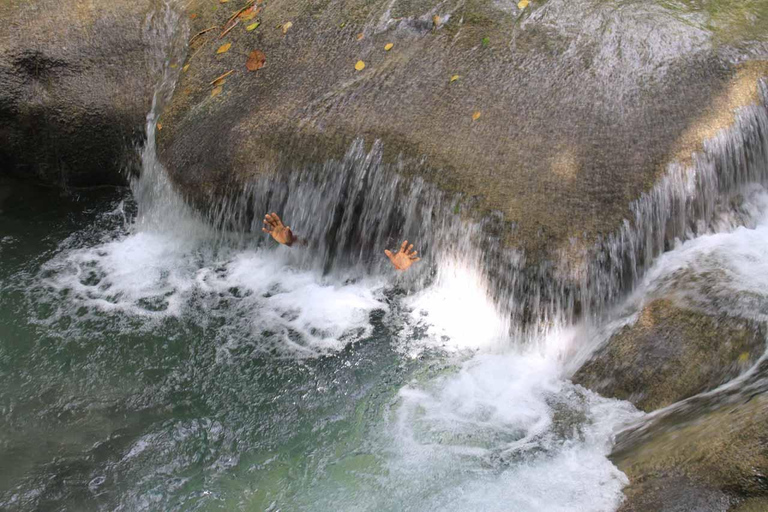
[2,1,768,511]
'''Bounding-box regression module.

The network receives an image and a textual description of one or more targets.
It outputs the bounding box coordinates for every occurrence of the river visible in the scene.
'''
[1,2,768,511]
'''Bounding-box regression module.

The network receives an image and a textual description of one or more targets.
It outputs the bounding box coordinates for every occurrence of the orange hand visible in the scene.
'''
[385,240,420,271]
[262,212,295,246]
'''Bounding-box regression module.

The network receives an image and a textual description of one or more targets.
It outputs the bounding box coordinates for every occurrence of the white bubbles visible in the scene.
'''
[388,350,641,512]
[37,222,388,357]
[631,184,768,321]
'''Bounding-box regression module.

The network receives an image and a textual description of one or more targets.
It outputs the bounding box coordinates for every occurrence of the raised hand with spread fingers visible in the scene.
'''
[262,212,297,246]
[385,240,420,271]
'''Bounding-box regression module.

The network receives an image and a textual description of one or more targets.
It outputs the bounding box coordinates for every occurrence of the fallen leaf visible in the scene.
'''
[246,22,260,31]
[472,111,481,121]
[357,32,364,40]
[384,42,393,51]
[246,50,266,71]
[239,6,261,20]
[432,15,441,27]
[217,42,232,54]
[339,22,347,28]
[211,86,223,97]
[170,63,178,68]
[157,122,163,130]
[281,21,293,34]
[219,0,228,3]
[518,0,529,8]
[450,74,460,82]
[189,13,198,19]
[183,64,190,72]
[355,60,365,71]
[210,69,234,85]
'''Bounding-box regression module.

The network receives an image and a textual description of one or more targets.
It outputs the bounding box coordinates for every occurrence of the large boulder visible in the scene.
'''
[572,298,765,412]
[0,0,156,188]
[612,390,768,511]
[157,0,768,261]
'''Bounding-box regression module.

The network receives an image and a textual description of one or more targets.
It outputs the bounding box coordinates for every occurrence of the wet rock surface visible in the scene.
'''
[157,0,768,262]
[0,0,156,188]
[612,391,768,511]
[573,298,765,412]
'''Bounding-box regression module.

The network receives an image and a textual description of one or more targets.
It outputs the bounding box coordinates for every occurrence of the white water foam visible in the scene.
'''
[387,341,641,512]
[37,222,389,357]
[628,184,768,322]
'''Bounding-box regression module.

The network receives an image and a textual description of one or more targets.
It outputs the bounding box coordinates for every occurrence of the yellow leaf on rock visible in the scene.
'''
[472,111,481,121]
[211,86,223,97]
[281,21,293,34]
[170,63,178,68]
[357,32,364,40]
[518,0,529,8]
[157,122,163,131]
[355,60,365,71]
[432,15,441,27]
[384,42,393,51]
[220,0,228,3]
[450,74,460,82]
[217,43,231,54]
[246,22,260,31]
[182,64,190,72]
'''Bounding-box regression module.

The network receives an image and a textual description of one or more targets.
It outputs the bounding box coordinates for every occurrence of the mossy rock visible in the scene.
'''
[573,299,764,412]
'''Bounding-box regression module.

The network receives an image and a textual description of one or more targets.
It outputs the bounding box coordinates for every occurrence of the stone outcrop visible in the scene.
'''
[0,0,156,188]
[612,391,768,511]
[573,298,765,412]
[157,0,768,262]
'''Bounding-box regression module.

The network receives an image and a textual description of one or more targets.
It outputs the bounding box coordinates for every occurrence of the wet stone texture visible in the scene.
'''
[157,0,768,263]
[612,392,768,512]
[0,0,156,188]
[572,298,765,412]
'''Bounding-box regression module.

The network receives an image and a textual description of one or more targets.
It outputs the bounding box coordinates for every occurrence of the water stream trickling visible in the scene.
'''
[1,1,768,511]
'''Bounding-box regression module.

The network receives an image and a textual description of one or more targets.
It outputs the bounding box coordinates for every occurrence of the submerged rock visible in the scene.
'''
[0,0,156,188]
[573,298,765,412]
[157,0,768,266]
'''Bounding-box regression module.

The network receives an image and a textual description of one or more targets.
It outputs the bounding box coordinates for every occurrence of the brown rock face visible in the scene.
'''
[0,0,156,188]
[612,392,768,511]
[573,298,765,412]
[157,0,768,261]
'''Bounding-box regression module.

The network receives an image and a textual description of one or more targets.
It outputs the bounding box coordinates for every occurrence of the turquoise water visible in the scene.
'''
[0,176,641,511]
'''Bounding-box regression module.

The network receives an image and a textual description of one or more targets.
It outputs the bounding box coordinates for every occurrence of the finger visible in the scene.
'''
[400,240,408,252]
[409,251,418,258]
[272,213,283,226]
[384,249,394,261]
[262,227,269,233]
[264,214,275,227]
[412,257,421,263]
[407,244,414,253]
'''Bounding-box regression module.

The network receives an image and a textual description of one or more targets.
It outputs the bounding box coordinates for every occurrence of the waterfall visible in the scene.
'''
[197,80,768,342]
